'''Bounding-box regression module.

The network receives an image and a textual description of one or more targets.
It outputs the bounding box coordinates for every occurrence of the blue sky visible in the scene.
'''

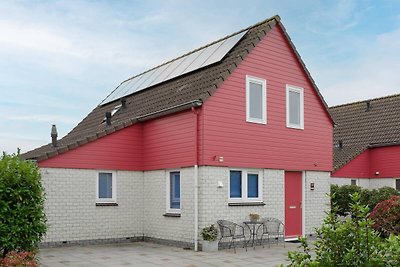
[1,0,399,154]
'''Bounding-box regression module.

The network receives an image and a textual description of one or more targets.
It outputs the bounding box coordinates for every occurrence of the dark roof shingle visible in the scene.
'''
[331,93,400,171]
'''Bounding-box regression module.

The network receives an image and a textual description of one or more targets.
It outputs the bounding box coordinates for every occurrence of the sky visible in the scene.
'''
[0,0,399,154]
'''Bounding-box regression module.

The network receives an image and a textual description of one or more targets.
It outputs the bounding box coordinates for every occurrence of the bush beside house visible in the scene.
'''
[370,195,400,237]
[0,152,46,263]
[285,193,400,266]
[331,184,399,215]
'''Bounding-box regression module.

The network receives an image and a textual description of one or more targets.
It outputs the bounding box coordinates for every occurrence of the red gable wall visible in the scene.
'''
[332,150,370,178]
[370,145,400,178]
[39,124,144,170]
[333,145,400,178]
[200,24,332,171]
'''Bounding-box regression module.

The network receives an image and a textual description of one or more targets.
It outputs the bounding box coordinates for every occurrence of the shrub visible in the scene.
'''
[0,152,47,258]
[0,251,38,267]
[331,184,399,215]
[201,225,218,241]
[369,187,399,210]
[370,196,400,237]
[286,193,400,266]
[330,184,361,215]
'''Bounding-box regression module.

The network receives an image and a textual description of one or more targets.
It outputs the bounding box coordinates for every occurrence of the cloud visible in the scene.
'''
[0,135,47,155]
[0,114,77,124]
[317,26,400,106]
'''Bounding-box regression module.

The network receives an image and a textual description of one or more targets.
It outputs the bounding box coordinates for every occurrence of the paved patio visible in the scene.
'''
[39,241,300,267]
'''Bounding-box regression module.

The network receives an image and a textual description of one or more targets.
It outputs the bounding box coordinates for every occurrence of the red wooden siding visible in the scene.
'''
[39,110,198,171]
[39,124,143,170]
[200,25,333,171]
[332,150,370,178]
[370,145,400,178]
[332,145,400,178]
[142,110,197,170]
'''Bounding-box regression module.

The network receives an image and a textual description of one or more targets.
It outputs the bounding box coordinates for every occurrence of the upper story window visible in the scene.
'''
[96,172,116,203]
[286,85,304,129]
[167,171,181,213]
[246,75,266,124]
[229,170,263,203]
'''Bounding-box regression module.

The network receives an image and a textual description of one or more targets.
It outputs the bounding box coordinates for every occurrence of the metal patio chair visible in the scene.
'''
[217,220,247,253]
[257,217,285,248]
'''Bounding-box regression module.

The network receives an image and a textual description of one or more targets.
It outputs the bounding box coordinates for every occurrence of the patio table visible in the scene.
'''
[243,221,263,248]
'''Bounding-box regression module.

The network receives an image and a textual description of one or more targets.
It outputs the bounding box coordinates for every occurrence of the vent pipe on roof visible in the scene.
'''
[105,112,112,126]
[121,97,127,110]
[51,124,58,147]
[366,101,371,111]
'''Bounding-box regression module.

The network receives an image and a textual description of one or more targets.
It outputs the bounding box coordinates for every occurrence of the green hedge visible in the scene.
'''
[0,152,47,258]
[331,184,399,216]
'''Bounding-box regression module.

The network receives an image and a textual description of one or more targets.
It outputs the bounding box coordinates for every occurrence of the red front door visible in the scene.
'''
[285,171,302,239]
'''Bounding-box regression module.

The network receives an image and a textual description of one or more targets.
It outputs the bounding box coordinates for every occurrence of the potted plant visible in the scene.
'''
[249,213,260,222]
[201,224,218,252]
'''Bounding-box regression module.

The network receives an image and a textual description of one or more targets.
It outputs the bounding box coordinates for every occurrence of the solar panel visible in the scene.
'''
[100,30,247,105]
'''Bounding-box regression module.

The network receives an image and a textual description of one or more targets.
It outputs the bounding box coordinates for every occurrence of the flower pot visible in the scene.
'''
[201,240,219,252]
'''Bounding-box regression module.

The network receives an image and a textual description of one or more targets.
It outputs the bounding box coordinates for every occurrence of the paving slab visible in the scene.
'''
[39,241,301,267]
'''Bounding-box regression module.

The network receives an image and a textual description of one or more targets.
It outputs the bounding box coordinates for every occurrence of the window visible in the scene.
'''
[396,179,400,191]
[229,170,262,202]
[286,85,304,129]
[246,75,266,124]
[351,179,357,186]
[167,171,181,213]
[96,172,116,203]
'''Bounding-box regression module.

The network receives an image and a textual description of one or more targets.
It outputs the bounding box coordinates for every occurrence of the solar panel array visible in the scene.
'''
[100,30,247,105]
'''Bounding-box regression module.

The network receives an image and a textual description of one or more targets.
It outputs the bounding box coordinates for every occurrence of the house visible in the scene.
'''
[22,15,333,249]
[331,94,400,190]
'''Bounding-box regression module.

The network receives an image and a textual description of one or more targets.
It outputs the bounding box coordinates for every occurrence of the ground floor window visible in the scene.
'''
[396,179,400,191]
[229,170,262,202]
[351,179,357,186]
[96,171,116,203]
[167,171,181,213]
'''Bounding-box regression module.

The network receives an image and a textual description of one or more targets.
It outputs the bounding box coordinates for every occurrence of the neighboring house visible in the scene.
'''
[331,94,400,190]
[22,15,333,248]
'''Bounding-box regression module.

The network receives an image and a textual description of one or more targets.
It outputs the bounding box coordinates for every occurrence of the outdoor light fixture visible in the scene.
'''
[310,183,315,190]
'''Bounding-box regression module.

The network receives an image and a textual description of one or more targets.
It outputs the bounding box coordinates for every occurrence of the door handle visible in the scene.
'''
[289,206,296,209]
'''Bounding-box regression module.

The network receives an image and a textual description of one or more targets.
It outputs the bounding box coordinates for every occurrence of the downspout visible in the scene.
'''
[191,101,202,252]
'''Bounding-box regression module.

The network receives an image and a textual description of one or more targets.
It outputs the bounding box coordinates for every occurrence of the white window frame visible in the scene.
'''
[166,170,181,214]
[96,171,117,203]
[228,169,263,203]
[286,85,304,129]
[395,178,400,191]
[246,75,267,124]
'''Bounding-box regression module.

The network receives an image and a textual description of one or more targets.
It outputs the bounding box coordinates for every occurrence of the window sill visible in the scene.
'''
[95,203,118,206]
[163,213,181,217]
[228,202,266,206]
[286,125,304,130]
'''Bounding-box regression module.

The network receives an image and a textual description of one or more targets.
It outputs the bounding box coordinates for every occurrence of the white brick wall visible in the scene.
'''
[41,168,143,243]
[41,166,330,244]
[198,167,284,230]
[142,167,195,244]
[304,171,330,235]
[368,178,395,189]
[331,177,396,189]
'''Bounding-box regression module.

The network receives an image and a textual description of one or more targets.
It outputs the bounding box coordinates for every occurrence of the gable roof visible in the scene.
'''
[22,15,332,162]
[330,93,400,171]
